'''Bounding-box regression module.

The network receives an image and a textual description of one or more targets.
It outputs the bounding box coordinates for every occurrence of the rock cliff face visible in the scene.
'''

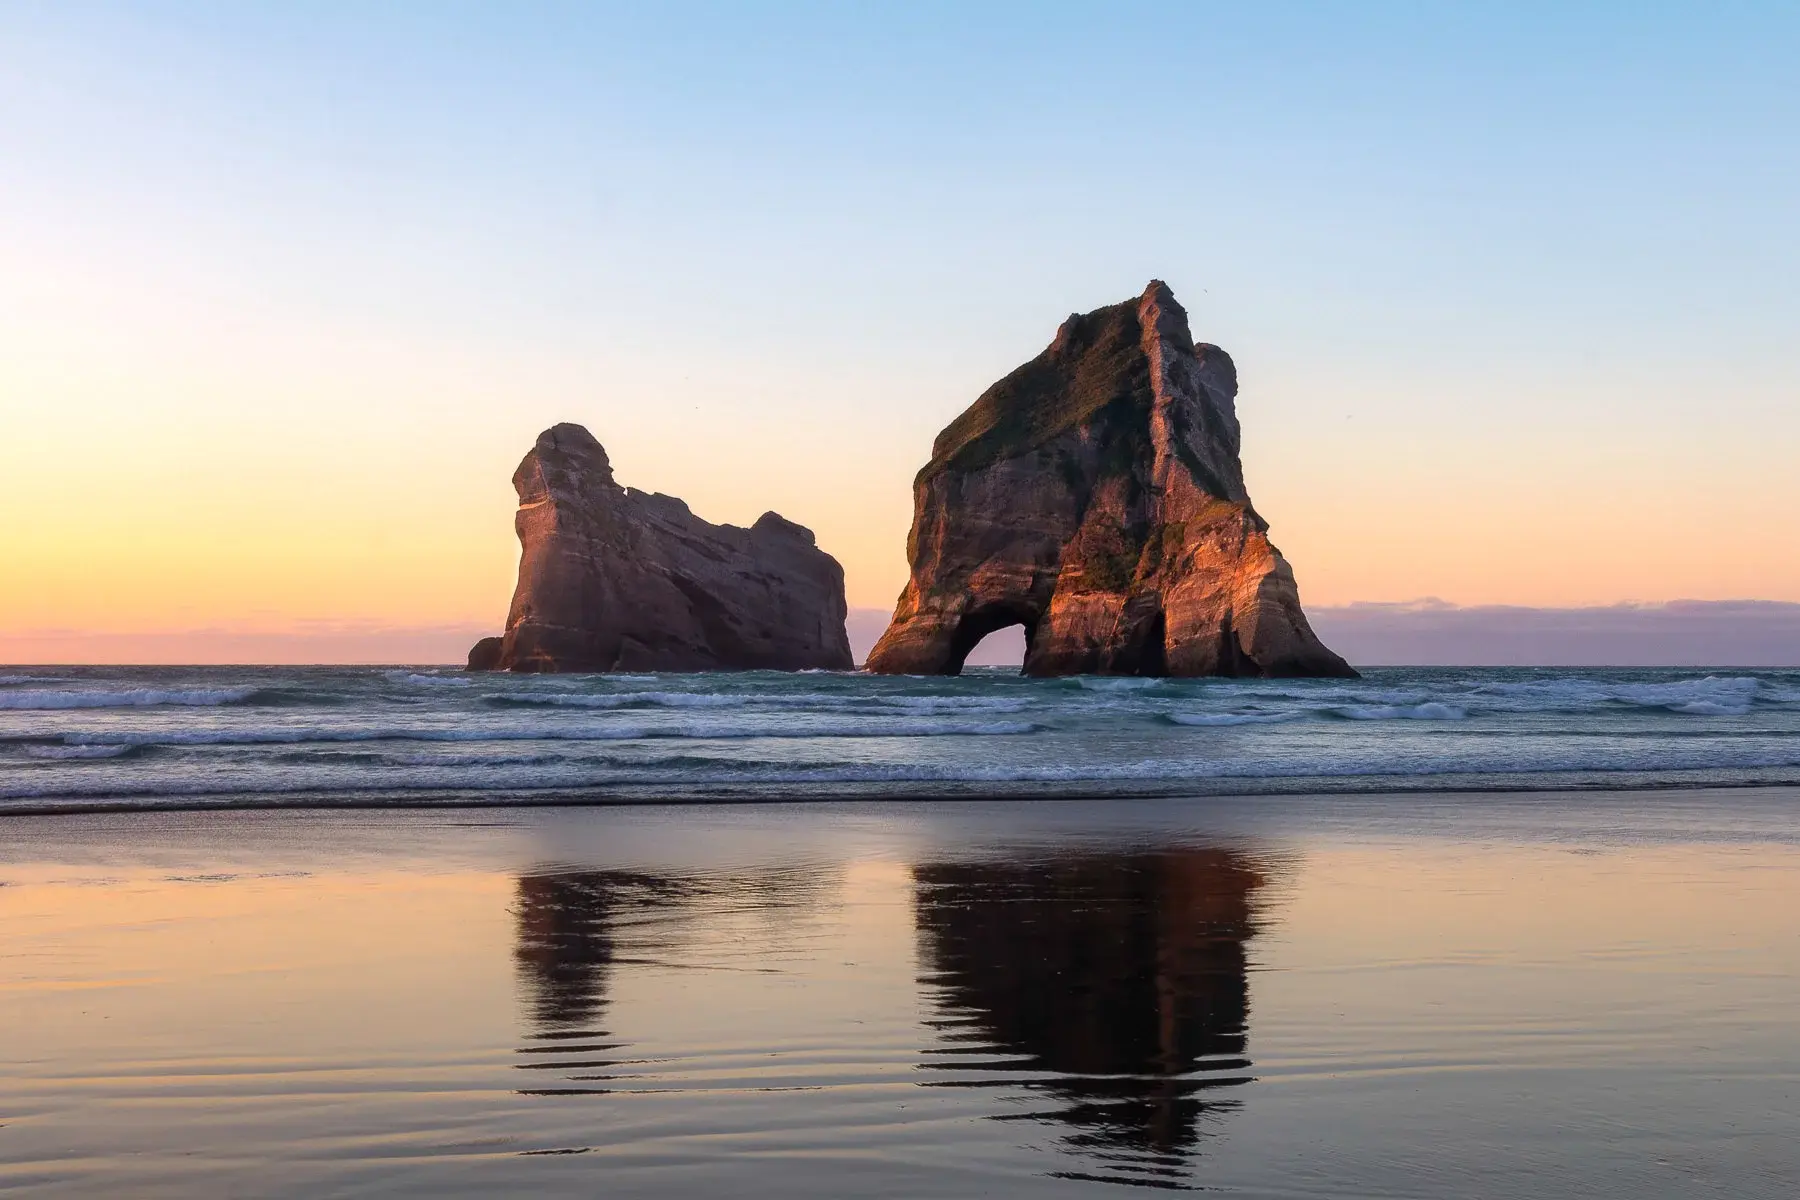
[471,424,853,673]
[865,281,1353,678]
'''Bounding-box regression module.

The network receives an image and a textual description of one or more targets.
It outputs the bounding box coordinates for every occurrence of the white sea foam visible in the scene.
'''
[1075,677,1163,692]
[1668,700,1753,716]
[488,689,972,711]
[0,687,260,711]
[870,695,1032,714]
[389,751,565,767]
[490,691,750,709]
[58,717,1042,748]
[1251,686,1430,706]
[1465,674,1766,715]
[1221,675,1779,719]
[385,672,472,687]
[1167,712,1302,726]
[1335,702,1468,721]
[22,744,133,760]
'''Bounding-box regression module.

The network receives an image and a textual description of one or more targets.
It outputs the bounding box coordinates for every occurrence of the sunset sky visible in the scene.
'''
[3,3,1797,662]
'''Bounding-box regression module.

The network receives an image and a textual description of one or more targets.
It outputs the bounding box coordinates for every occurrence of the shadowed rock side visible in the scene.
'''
[866,281,1353,677]
[470,423,853,672]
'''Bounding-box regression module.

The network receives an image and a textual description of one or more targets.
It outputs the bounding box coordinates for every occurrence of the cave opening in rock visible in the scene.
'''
[959,625,1029,672]
[947,606,1037,675]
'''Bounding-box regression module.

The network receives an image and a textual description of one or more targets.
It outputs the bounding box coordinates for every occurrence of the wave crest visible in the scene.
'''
[385,672,472,688]
[1166,712,1300,727]
[0,687,261,711]
[22,744,135,760]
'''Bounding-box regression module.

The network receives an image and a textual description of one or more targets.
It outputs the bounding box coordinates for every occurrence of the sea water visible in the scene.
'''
[2,666,1799,811]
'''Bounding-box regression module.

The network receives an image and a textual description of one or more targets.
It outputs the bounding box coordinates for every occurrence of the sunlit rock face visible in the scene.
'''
[470,423,853,673]
[865,281,1353,677]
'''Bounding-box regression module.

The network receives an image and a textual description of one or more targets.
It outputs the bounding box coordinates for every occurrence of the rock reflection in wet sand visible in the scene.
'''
[511,871,691,1093]
[510,865,831,1098]
[8,801,1795,1196]
[914,848,1266,1189]
[507,850,1268,1187]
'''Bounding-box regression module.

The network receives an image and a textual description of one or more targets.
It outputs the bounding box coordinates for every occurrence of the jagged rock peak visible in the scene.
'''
[518,422,617,498]
[469,423,852,673]
[865,281,1354,679]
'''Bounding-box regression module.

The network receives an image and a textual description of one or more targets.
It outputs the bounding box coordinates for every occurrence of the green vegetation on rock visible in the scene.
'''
[926,300,1155,476]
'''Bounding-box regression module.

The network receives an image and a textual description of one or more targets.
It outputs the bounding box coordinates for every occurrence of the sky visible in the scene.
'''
[2,2,1797,663]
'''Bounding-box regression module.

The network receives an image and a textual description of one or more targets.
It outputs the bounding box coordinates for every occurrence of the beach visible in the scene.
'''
[3,790,1796,1196]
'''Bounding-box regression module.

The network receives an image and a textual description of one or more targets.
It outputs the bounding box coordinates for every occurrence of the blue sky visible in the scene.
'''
[2,2,1797,653]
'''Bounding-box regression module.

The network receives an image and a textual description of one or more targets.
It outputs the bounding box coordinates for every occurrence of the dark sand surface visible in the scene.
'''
[2,790,1797,1196]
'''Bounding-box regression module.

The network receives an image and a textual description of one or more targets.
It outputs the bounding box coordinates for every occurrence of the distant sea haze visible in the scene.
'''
[2,601,1798,667]
[848,600,1800,670]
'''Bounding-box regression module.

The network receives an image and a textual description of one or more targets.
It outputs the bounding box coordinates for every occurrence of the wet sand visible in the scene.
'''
[2,790,1797,1196]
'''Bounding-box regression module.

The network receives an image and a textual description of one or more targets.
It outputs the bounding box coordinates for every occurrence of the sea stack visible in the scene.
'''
[469,423,853,672]
[865,281,1354,678]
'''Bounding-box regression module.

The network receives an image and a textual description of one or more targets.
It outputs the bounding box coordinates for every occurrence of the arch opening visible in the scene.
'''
[946,605,1038,675]
[959,625,1028,672]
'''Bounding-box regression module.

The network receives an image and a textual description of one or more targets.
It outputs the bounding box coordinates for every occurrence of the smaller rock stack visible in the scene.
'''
[469,424,853,673]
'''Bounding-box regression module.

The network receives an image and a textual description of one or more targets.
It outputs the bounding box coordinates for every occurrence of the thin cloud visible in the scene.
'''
[850,601,1800,668]
[1310,600,1800,667]
[9,603,1797,668]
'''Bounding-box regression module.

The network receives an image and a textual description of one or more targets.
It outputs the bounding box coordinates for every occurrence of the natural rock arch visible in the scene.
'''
[942,604,1040,676]
[865,281,1353,679]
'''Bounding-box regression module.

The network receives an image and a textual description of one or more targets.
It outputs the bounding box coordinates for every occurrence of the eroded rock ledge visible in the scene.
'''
[469,424,853,673]
[865,281,1354,678]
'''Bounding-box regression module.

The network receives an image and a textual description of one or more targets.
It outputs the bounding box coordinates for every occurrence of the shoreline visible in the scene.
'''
[6,772,1800,819]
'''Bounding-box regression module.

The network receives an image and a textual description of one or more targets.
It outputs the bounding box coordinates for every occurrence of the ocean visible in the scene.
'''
[3,665,1799,812]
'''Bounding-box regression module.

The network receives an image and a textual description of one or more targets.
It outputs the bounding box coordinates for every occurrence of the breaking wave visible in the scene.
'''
[22,744,135,760]
[870,695,1031,713]
[388,751,566,767]
[1157,675,1789,721]
[1075,677,1163,692]
[1458,674,1769,716]
[1334,702,1468,721]
[485,690,1031,715]
[385,672,472,688]
[54,717,1042,749]
[0,687,262,711]
[488,691,752,709]
[1166,712,1301,727]
[5,665,1799,812]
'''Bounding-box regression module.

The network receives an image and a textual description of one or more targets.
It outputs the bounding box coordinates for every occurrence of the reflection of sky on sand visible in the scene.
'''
[1,798,1798,1195]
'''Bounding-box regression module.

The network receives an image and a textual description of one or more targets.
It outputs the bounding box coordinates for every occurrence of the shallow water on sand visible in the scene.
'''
[2,791,1797,1197]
